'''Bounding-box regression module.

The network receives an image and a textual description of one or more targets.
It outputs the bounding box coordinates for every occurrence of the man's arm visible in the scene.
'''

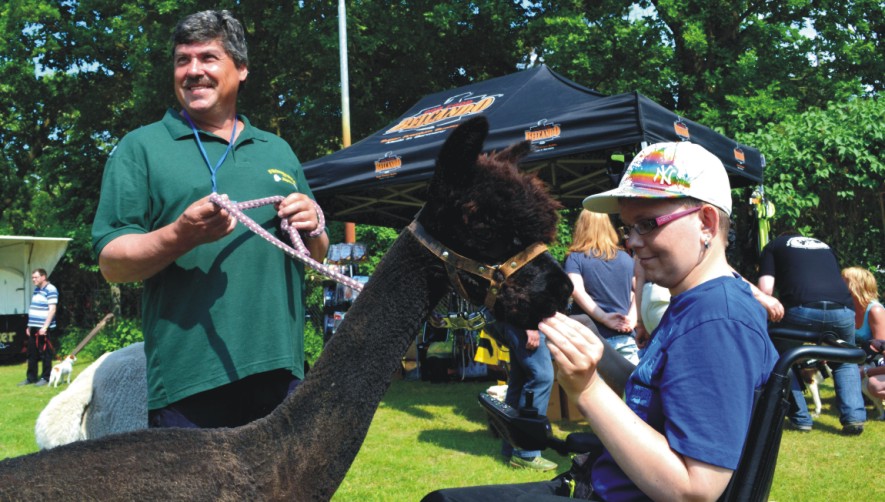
[757,275,775,296]
[568,273,631,333]
[731,268,783,322]
[632,258,651,347]
[304,231,330,263]
[99,195,236,283]
[42,304,57,332]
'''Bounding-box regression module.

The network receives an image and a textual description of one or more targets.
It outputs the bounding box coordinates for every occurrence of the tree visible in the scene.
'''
[740,97,885,272]
[2,1,881,330]
[522,0,882,135]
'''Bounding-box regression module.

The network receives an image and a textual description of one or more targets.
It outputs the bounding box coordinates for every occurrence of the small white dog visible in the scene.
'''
[799,361,828,418]
[48,355,76,388]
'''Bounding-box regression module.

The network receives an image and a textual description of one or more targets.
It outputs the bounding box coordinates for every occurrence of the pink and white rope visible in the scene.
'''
[209,193,365,292]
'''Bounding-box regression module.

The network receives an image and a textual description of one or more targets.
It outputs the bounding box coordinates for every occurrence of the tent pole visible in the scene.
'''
[339,0,356,243]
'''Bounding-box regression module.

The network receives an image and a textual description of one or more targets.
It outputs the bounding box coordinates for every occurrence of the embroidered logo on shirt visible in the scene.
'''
[785,237,830,250]
[268,169,298,189]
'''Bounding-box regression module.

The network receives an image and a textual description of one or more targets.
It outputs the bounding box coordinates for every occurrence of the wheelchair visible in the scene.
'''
[479,327,866,502]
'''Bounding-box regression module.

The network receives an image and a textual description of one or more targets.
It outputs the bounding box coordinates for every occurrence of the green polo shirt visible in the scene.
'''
[92,109,312,410]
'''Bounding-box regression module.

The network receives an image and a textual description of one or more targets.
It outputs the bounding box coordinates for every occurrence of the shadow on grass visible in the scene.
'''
[382,378,495,422]
[381,378,582,469]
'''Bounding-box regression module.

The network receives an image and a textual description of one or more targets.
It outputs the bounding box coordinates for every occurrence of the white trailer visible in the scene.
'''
[0,236,71,361]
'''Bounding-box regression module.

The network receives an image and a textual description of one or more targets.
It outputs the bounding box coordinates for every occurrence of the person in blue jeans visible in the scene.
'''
[758,233,866,434]
[491,321,556,471]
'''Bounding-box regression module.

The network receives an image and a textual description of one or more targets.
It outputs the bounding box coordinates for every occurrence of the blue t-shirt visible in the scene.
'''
[28,283,58,329]
[591,274,778,501]
[564,249,635,339]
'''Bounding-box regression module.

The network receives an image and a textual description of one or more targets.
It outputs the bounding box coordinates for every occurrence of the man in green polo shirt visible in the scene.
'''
[91,10,329,428]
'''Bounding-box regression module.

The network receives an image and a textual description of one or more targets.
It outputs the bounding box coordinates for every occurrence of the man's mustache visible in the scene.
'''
[183,77,214,88]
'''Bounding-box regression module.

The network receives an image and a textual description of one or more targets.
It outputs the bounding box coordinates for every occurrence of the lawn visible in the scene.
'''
[1,359,881,501]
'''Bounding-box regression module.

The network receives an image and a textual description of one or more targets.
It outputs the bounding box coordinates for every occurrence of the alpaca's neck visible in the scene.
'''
[244,231,446,498]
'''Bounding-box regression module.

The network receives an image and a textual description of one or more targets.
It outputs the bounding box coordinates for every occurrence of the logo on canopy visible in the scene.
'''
[733,147,746,170]
[525,120,561,144]
[673,120,690,140]
[374,152,402,179]
[384,92,500,136]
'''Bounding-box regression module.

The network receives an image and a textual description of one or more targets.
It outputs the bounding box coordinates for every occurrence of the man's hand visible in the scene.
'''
[758,294,784,322]
[599,311,632,333]
[175,194,237,247]
[276,192,329,262]
[276,193,321,234]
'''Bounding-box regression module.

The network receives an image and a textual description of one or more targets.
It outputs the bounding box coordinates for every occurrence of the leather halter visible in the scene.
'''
[407,220,549,311]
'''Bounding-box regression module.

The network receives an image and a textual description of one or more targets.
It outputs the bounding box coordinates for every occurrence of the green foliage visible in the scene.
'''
[303,313,324,366]
[523,0,881,139]
[59,317,144,360]
[523,2,676,105]
[740,97,885,272]
[101,317,145,353]
[551,208,581,263]
[355,224,400,275]
[2,0,883,336]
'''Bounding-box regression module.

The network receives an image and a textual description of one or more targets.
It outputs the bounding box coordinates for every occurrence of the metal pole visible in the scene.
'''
[339,0,356,243]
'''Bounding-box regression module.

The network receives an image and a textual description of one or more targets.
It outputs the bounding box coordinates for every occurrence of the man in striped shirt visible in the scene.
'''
[18,268,59,387]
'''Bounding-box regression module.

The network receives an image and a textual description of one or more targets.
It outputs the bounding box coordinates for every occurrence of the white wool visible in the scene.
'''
[35,342,148,450]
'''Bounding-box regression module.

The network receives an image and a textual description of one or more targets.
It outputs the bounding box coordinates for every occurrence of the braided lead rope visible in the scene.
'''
[208,193,364,292]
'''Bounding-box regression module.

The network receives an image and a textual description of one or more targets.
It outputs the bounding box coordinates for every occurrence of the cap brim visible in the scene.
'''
[582,187,684,214]
[581,190,622,213]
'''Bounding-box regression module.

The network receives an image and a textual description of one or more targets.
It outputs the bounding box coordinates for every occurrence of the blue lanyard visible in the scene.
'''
[182,110,238,193]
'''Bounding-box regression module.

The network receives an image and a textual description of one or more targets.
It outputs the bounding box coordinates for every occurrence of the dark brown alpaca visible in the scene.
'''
[0,116,572,501]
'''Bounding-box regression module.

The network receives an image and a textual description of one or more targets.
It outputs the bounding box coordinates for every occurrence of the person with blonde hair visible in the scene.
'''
[565,209,638,363]
[841,266,885,418]
[842,266,885,345]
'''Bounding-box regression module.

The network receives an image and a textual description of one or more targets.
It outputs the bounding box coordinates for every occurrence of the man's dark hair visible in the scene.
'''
[33,268,48,277]
[172,10,248,68]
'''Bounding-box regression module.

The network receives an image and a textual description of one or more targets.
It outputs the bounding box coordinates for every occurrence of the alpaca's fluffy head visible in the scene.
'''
[420,116,572,329]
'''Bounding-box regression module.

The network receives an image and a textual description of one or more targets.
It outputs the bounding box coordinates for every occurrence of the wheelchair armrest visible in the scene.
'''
[768,326,866,375]
[478,392,601,456]
[478,392,551,452]
[769,326,859,350]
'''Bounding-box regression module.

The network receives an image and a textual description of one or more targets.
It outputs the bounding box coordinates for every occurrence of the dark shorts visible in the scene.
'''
[148,369,301,429]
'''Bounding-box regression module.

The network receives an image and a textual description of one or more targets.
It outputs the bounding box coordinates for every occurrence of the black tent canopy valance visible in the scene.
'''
[303,65,764,228]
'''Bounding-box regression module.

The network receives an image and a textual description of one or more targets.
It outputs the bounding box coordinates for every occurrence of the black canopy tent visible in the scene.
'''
[303,65,764,228]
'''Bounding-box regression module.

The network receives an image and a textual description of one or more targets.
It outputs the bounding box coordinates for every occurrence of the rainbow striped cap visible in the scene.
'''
[582,142,732,216]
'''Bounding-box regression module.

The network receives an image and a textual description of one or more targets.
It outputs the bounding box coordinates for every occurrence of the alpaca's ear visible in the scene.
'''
[495,140,531,165]
[435,116,489,185]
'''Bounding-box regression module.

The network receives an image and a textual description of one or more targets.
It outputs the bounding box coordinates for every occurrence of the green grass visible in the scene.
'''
[0,356,95,459]
[1,360,881,500]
